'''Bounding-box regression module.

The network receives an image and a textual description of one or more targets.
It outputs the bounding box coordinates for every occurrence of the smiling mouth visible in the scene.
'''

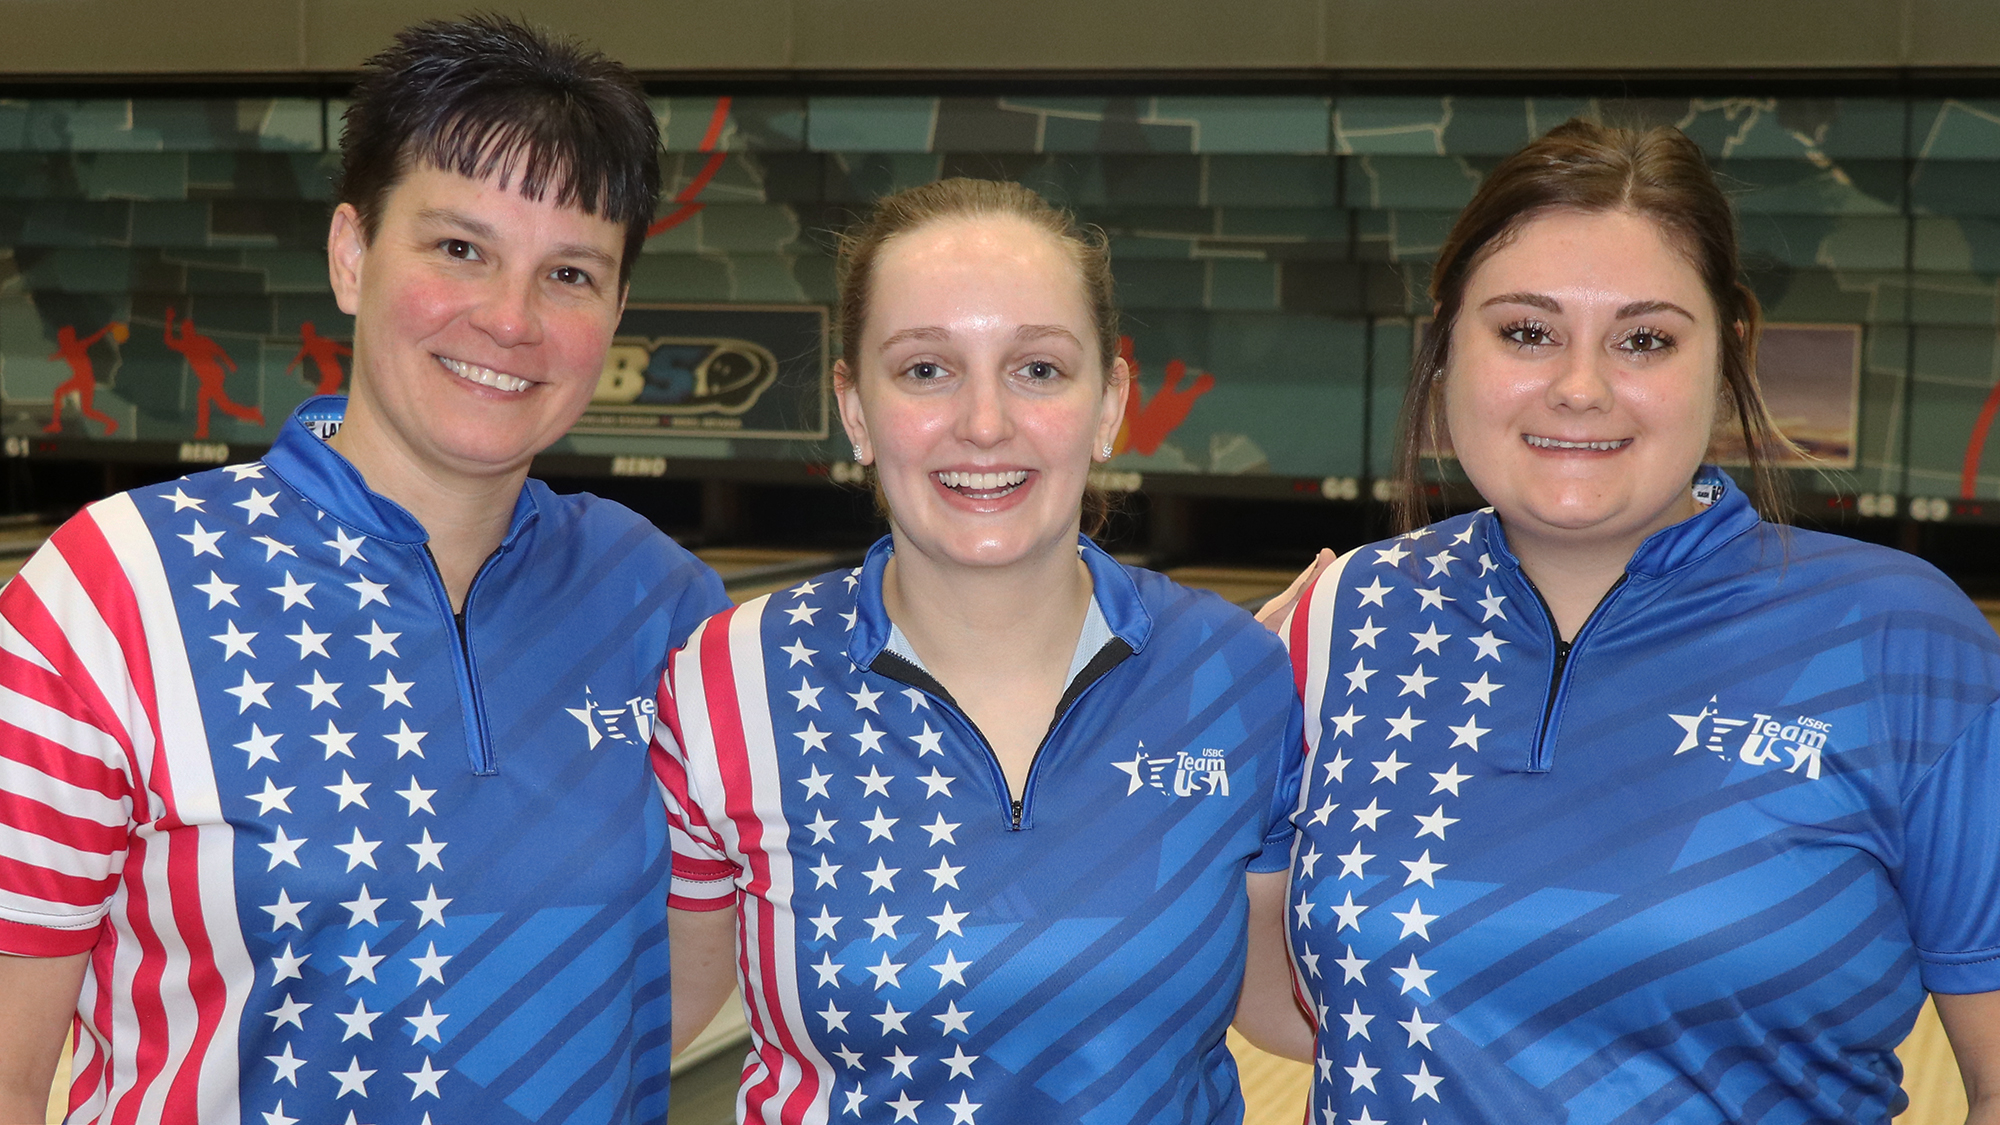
[438,356,531,393]
[1524,434,1631,452]
[935,470,1030,499]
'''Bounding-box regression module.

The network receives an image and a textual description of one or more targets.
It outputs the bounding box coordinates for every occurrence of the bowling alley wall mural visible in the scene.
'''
[2,93,1998,499]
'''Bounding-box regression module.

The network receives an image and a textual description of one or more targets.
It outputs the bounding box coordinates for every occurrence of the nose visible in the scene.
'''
[467,269,542,348]
[1545,342,1614,412]
[955,369,1013,447]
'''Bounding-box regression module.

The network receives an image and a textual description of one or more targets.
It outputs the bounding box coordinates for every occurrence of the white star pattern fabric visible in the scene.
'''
[1280,475,2000,1124]
[655,536,1303,1124]
[0,401,727,1124]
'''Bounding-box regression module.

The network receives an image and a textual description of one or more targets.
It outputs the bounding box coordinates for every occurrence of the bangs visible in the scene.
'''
[406,108,641,230]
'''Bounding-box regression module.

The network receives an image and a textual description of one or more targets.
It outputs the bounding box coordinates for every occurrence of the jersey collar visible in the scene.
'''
[846,533,1154,668]
[1478,465,1763,581]
[260,394,542,548]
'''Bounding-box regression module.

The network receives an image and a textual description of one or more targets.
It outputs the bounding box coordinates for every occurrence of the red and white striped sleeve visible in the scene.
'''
[651,613,742,912]
[0,509,146,956]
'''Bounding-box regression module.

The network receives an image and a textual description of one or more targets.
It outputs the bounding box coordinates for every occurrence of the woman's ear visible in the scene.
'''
[1095,353,1131,462]
[327,203,368,317]
[833,359,872,465]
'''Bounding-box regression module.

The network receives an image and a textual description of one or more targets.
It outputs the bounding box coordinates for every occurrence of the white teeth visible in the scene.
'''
[440,357,530,393]
[937,470,1029,491]
[1525,435,1629,452]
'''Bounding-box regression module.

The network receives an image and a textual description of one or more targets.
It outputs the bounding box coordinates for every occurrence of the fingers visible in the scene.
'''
[1255,548,1336,632]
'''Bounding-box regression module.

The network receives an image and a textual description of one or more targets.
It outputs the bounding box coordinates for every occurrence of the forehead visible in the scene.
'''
[866,214,1091,336]
[374,163,625,248]
[1469,208,1708,309]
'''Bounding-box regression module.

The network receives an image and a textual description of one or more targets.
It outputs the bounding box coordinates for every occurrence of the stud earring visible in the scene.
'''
[1101,443,1114,458]
[851,444,864,463]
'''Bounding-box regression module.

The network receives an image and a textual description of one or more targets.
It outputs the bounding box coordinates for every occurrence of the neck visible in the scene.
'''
[326,404,526,614]
[882,532,1094,675]
[1502,495,1698,642]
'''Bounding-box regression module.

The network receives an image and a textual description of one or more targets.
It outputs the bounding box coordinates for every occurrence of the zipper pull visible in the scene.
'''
[1010,799,1023,828]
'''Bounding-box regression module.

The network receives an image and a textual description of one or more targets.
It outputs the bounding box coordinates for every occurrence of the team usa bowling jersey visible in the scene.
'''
[657,536,1303,1125]
[0,400,727,1124]
[1281,472,2000,1125]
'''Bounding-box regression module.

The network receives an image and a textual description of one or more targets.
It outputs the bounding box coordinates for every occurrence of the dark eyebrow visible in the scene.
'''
[1480,291,1561,313]
[414,207,497,242]
[413,207,618,274]
[1615,299,1697,322]
[1479,291,1697,323]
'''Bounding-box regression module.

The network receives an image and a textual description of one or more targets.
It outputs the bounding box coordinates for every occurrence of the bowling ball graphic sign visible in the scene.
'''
[572,303,829,441]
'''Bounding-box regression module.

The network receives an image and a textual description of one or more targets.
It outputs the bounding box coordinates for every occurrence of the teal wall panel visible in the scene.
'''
[3,92,1998,503]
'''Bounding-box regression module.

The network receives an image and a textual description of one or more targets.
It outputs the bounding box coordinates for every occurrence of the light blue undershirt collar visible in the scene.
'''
[885,596,1114,689]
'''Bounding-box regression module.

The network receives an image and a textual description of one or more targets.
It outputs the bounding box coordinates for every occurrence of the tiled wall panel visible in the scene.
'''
[3,93,1996,502]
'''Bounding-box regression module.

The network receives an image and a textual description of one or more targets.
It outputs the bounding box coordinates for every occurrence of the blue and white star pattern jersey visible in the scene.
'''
[655,536,1303,1125]
[1281,470,2000,1125]
[0,397,728,1124]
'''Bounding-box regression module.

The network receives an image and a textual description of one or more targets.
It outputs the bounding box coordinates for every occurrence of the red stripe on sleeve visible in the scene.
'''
[1288,570,1322,698]
[0,914,98,957]
[699,608,824,1121]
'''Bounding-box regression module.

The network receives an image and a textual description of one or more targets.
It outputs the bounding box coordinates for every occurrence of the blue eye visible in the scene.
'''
[1020,361,1060,380]
[907,362,944,380]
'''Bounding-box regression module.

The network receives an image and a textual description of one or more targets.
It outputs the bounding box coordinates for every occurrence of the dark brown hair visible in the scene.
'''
[1394,118,1795,531]
[833,178,1122,537]
[336,14,660,287]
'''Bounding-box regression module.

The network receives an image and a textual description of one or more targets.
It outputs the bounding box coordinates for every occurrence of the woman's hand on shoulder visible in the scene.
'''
[1255,549,1338,633]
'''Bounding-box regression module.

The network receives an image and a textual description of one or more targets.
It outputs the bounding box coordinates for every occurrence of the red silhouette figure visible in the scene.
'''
[44,322,126,435]
[285,321,352,395]
[1113,335,1215,457]
[164,306,264,438]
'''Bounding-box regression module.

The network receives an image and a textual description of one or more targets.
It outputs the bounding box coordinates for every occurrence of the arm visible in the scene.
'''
[671,904,739,1054]
[1233,869,1312,1061]
[0,951,87,1123]
[1935,991,2000,1125]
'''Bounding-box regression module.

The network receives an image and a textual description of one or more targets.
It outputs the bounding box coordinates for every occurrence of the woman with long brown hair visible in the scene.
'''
[1242,119,2000,1124]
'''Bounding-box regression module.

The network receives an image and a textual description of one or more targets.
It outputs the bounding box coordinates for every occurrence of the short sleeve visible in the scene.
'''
[0,520,142,956]
[1901,696,2000,994]
[1249,688,1305,874]
[650,641,742,913]
[664,558,731,653]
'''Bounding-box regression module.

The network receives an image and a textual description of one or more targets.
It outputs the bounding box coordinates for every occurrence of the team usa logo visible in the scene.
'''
[567,687,657,749]
[1113,743,1232,797]
[1669,696,1833,780]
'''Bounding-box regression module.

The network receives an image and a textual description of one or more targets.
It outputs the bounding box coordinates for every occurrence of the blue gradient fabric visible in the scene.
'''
[657,537,1303,1124]
[0,399,727,1124]
[1281,472,2000,1125]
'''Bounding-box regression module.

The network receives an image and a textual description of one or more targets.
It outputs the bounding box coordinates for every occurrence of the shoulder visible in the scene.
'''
[1122,563,1287,660]
[1739,525,1990,633]
[527,483,717,585]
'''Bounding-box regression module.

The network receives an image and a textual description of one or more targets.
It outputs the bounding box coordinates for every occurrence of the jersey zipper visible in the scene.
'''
[422,544,507,776]
[1523,574,1628,773]
[872,641,1129,831]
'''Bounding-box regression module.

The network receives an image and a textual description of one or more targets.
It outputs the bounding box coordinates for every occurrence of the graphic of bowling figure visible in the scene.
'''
[44,321,127,435]
[285,321,352,395]
[164,306,264,438]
